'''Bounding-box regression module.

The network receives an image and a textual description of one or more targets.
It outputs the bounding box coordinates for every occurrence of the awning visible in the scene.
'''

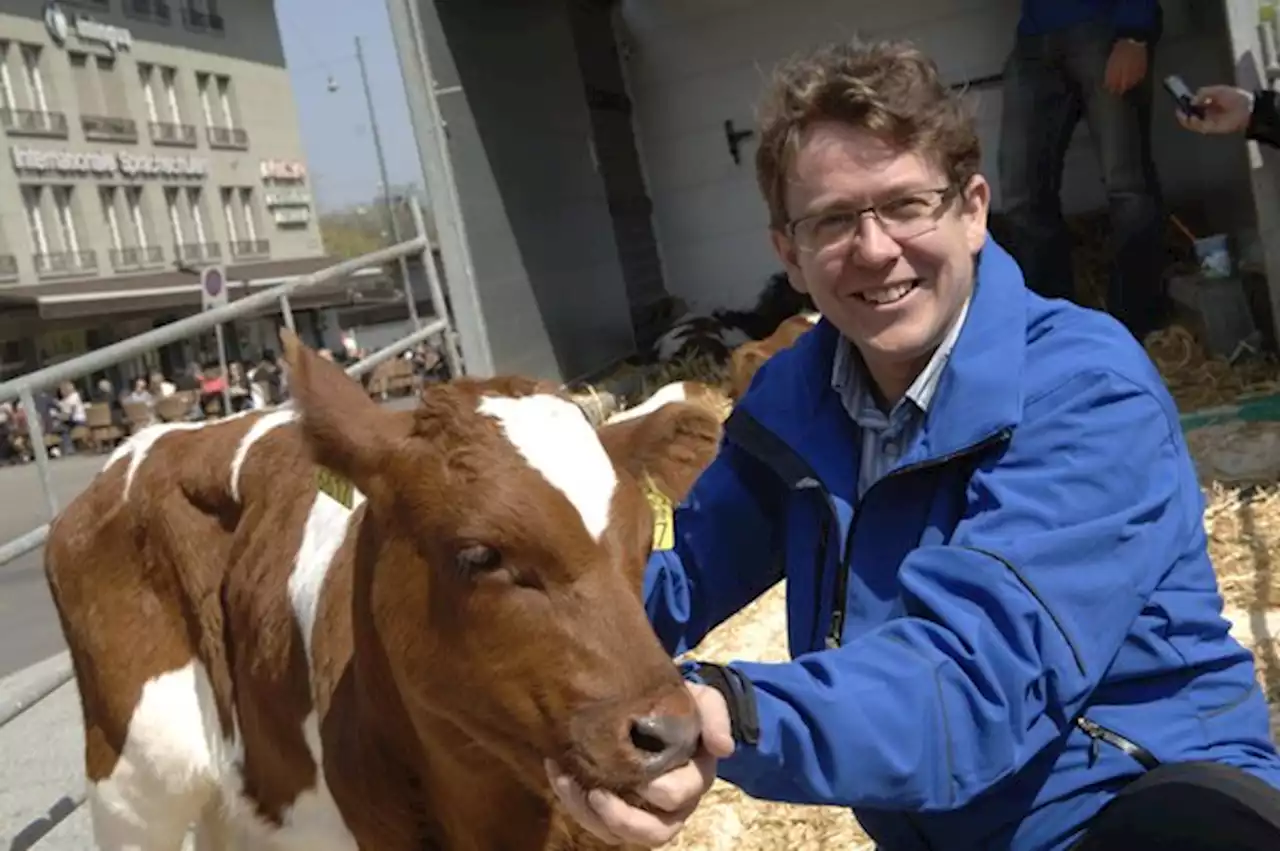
[0,257,395,321]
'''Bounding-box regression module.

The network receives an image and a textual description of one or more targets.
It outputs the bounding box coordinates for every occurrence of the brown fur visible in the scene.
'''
[45,331,726,851]
[729,313,820,399]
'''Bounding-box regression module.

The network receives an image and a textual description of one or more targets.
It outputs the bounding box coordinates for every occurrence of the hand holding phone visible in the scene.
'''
[1164,75,1206,120]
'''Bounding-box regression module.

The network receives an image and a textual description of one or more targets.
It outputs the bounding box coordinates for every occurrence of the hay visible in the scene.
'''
[597,310,1280,851]
[1145,324,1280,412]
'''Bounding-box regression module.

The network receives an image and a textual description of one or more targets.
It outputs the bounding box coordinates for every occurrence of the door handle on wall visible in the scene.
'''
[724,119,755,165]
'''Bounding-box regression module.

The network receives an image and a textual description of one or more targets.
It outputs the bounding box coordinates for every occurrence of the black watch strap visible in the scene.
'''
[690,662,761,747]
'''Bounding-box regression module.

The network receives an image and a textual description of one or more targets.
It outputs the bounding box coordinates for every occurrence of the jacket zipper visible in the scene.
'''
[824,428,1013,650]
[1075,716,1160,770]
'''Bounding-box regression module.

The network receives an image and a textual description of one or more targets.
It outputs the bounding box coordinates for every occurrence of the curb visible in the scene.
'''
[0,652,74,729]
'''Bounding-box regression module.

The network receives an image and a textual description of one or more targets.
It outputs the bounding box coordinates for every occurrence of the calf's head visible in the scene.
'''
[279,333,720,798]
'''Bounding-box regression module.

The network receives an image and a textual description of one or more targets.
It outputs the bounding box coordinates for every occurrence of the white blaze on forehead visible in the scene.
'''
[477,393,618,541]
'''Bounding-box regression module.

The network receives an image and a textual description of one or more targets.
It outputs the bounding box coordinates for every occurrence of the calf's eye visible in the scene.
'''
[455,544,503,575]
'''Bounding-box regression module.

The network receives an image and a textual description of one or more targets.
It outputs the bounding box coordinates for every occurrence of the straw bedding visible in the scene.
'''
[592,300,1280,849]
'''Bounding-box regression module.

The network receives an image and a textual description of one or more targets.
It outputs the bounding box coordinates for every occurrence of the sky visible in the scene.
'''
[274,0,423,212]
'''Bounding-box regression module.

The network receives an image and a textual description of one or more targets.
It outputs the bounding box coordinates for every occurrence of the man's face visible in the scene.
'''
[771,121,989,389]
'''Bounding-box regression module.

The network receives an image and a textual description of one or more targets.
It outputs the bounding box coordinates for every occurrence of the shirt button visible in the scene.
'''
[884,440,899,455]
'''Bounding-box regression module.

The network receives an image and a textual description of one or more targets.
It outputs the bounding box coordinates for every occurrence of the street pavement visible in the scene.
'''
[0,453,108,680]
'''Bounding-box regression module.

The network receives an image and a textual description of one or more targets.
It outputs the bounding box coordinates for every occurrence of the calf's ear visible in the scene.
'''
[728,342,771,400]
[597,401,723,505]
[279,329,411,495]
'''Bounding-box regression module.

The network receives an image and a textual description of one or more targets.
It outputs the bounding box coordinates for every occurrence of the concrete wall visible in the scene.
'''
[416,0,638,384]
[1222,0,1280,346]
[617,0,1254,311]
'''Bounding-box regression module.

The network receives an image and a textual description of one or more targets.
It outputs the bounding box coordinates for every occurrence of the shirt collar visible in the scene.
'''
[830,294,973,418]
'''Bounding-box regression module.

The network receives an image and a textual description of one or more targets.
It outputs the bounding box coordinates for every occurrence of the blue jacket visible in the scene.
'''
[642,238,1280,851]
[1017,0,1160,41]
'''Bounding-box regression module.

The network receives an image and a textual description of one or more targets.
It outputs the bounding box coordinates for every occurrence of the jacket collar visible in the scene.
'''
[736,235,1027,483]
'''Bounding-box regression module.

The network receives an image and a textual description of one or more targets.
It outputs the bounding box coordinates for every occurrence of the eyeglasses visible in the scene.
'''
[785,185,959,256]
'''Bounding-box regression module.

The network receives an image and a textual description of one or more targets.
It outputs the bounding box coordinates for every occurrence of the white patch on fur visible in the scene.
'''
[221,719,359,851]
[105,422,211,500]
[800,310,821,325]
[604,381,692,425]
[230,408,298,503]
[289,487,366,664]
[88,660,230,850]
[478,394,618,541]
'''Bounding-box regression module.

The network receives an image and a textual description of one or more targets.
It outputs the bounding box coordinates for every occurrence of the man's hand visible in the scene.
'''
[546,682,734,847]
[1103,40,1148,96]
[1177,85,1254,135]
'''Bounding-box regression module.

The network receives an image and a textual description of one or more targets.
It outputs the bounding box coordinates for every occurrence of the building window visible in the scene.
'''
[138,63,158,123]
[239,188,258,242]
[226,186,268,258]
[22,186,49,257]
[73,52,136,142]
[0,42,67,138]
[199,70,246,148]
[124,0,173,25]
[187,187,208,245]
[53,186,80,254]
[24,184,95,277]
[165,186,183,246]
[0,43,16,110]
[127,186,152,250]
[141,63,194,146]
[220,187,237,243]
[182,0,224,34]
[21,46,49,115]
[101,186,123,252]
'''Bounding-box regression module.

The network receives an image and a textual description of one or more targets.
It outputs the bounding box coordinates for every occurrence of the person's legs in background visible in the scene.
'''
[997,32,1082,303]
[1065,21,1169,340]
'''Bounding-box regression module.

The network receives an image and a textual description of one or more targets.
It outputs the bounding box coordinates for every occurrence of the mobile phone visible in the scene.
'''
[1163,74,1206,119]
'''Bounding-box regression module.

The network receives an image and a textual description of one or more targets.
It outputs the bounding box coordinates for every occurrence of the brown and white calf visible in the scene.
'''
[44,331,724,851]
[727,311,820,399]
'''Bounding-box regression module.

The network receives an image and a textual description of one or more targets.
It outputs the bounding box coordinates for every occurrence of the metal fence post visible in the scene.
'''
[280,295,297,332]
[213,324,233,415]
[410,196,461,377]
[19,388,59,519]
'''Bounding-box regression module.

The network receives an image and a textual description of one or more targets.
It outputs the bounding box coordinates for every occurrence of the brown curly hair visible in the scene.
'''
[754,38,982,230]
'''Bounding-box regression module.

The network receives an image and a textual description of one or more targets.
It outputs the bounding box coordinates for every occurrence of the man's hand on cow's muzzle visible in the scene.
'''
[546,682,734,846]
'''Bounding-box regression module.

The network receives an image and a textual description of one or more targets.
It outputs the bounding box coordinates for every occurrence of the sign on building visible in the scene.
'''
[10,147,208,179]
[44,2,133,53]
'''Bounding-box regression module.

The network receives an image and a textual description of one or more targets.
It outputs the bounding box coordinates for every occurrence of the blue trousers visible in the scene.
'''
[997,19,1168,339]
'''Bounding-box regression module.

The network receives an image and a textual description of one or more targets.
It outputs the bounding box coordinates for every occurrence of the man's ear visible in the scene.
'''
[279,329,411,496]
[597,401,723,505]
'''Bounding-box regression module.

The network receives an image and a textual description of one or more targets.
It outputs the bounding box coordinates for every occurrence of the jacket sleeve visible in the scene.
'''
[703,368,1193,811]
[1248,90,1280,149]
[1111,0,1160,42]
[642,435,787,658]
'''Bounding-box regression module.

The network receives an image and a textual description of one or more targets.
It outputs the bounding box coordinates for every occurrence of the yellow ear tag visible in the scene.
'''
[642,475,676,551]
[315,465,355,510]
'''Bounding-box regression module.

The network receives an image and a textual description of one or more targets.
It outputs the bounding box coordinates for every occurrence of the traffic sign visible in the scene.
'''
[200,265,227,311]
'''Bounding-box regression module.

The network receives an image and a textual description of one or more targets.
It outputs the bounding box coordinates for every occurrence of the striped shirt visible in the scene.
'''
[831,297,972,498]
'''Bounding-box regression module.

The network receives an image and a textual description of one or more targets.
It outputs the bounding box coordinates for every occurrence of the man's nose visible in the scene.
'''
[849,215,903,266]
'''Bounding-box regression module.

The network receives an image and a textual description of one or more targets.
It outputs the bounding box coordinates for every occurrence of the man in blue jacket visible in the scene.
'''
[547,36,1280,851]
[997,0,1168,340]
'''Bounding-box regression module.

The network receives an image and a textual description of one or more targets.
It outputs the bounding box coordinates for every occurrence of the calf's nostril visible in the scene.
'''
[630,715,671,754]
[628,713,700,771]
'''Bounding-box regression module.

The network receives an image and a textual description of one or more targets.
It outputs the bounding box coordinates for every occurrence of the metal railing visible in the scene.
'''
[0,208,460,575]
[0,203,463,851]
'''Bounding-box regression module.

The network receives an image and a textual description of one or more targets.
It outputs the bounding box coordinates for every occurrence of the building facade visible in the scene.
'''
[0,0,368,383]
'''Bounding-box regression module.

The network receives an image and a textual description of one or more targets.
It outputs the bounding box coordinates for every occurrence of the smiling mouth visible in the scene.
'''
[855,279,920,306]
